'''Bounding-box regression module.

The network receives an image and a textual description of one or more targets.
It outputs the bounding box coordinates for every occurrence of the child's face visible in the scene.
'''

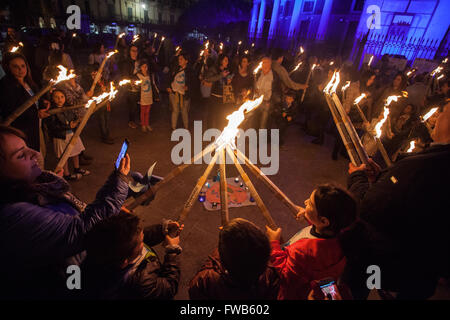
[303,190,330,230]
[52,91,65,107]
[140,63,148,73]
[285,96,294,105]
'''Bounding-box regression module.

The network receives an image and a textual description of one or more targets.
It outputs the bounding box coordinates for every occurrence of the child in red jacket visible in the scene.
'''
[266,184,358,300]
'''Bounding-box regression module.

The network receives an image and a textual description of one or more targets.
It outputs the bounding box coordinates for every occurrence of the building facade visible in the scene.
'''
[248,0,449,63]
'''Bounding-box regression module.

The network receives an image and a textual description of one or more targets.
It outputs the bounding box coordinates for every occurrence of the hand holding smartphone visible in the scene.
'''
[115,139,129,170]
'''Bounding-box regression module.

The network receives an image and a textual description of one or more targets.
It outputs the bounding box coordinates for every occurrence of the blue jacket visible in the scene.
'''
[0,171,129,299]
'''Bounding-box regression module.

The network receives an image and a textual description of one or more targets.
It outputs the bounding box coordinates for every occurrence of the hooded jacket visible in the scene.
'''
[270,226,346,300]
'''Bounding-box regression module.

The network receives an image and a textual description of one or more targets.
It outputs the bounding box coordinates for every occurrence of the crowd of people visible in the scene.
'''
[0,26,449,300]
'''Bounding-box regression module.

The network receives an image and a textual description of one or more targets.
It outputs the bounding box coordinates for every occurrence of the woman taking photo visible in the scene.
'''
[0,126,131,299]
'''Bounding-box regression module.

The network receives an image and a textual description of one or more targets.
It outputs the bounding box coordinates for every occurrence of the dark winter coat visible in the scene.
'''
[347,143,450,296]
[80,224,181,300]
[0,74,41,151]
[0,171,129,299]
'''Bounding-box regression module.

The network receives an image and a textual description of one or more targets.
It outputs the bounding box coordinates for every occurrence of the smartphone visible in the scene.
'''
[115,139,129,170]
[318,279,340,300]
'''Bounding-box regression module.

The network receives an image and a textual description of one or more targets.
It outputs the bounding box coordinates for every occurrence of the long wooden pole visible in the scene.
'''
[89,52,116,93]
[47,104,85,115]
[324,94,361,166]
[219,148,229,227]
[2,82,53,126]
[331,93,370,166]
[300,66,315,103]
[226,146,277,230]
[178,152,219,225]
[234,148,302,217]
[125,143,216,210]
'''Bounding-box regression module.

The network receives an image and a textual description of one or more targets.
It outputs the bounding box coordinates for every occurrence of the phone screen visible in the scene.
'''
[319,281,339,300]
[115,140,129,170]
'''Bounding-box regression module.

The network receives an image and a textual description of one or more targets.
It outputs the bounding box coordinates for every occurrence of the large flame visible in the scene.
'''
[253,61,262,75]
[215,96,264,150]
[85,82,118,108]
[422,107,438,122]
[330,70,340,94]
[53,65,76,84]
[375,106,390,138]
[407,140,416,153]
[323,71,338,94]
[354,93,366,104]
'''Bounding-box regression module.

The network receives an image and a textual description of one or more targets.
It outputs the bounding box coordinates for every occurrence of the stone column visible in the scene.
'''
[316,0,333,40]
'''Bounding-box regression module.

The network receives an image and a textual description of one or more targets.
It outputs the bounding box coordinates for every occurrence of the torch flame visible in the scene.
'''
[437,74,444,80]
[19,42,24,46]
[407,140,416,153]
[200,50,204,57]
[52,65,76,84]
[253,61,262,75]
[238,41,242,45]
[132,35,140,43]
[431,66,443,77]
[368,55,374,67]
[205,40,209,49]
[219,42,224,50]
[375,106,390,138]
[10,46,19,52]
[341,81,351,92]
[354,93,367,104]
[175,46,180,52]
[215,96,264,150]
[119,33,125,38]
[119,79,131,86]
[244,50,249,55]
[299,46,304,54]
[252,43,255,47]
[161,36,165,42]
[106,50,117,59]
[329,61,334,66]
[330,70,340,94]
[422,107,438,122]
[292,61,303,73]
[134,80,142,85]
[443,58,448,64]
[154,33,157,38]
[324,71,338,95]
[85,82,118,108]
[72,33,76,38]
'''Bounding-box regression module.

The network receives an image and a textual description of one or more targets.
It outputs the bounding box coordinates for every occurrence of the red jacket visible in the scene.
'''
[270,235,346,300]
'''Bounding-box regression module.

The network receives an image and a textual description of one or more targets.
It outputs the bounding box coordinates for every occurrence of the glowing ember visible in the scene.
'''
[341,81,351,92]
[119,79,131,86]
[368,55,374,67]
[253,61,262,75]
[215,96,264,150]
[10,46,19,52]
[422,107,438,122]
[407,140,416,153]
[52,65,76,84]
[354,93,367,104]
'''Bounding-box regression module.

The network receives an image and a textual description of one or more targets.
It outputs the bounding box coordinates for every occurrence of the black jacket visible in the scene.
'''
[0,74,41,151]
[45,109,78,140]
[347,144,450,295]
[80,224,181,300]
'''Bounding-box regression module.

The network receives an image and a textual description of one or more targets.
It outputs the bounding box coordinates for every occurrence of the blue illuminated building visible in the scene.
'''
[248,0,450,63]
